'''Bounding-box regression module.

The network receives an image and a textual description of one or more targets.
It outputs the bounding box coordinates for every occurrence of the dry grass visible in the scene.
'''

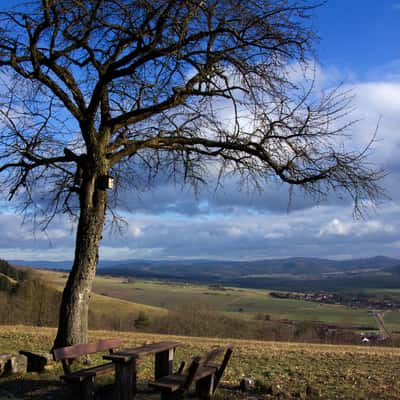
[32,269,168,319]
[1,325,400,399]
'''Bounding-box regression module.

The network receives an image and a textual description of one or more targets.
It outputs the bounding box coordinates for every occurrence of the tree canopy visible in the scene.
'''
[0,0,383,346]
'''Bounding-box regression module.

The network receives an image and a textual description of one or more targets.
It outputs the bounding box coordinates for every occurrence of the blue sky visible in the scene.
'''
[316,1,400,77]
[0,1,400,262]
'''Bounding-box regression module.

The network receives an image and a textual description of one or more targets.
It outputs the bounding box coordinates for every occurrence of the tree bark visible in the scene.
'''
[54,157,107,349]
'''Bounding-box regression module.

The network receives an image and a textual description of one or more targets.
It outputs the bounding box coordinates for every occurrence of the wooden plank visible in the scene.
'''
[212,346,233,392]
[117,341,181,358]
[53,338,122,361]
[149,375,186,392]
[198,347,225,366]
[149,365,216,393]
[181,356,201,390]
[103,353,133,363]
[194,366,218,381]
[61,362,114,382]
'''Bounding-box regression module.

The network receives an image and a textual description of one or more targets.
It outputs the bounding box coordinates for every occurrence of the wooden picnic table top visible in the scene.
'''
[103,341,181,363]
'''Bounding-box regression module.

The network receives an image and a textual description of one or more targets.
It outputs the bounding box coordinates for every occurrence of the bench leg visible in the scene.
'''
[155,348,174,380]
[196,374,215,399]
[71,377,95,400]
[115,360,137,400]
[161,390,183,400]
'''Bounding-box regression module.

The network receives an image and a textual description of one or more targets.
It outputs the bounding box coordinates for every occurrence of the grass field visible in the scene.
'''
[34,270,168,319]
[39,270,400,331]
[366,288,400,299]
[1,325,400,399]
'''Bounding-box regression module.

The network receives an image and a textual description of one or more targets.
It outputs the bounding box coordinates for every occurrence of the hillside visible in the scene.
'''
[12,256,400,275]
[35,269,168,318]
[1,325,400,399]
[11,256,400,292]
[19,266,400,344]
[0,261,167,331]
[97,256,400,292]
[33,269,169,332]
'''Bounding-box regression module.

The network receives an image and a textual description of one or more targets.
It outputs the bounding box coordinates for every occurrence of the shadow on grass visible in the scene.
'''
[0,378,69,400]
[0,379,239,400]
[0,379,133,400]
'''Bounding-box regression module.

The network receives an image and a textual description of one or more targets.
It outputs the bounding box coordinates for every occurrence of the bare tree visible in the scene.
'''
[0,0,383,347]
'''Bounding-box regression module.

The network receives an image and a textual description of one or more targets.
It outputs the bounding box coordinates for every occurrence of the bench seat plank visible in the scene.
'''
[61,362,114,382]
[149,365,217,393]
[149,374,186,392]
[195,366,218,380]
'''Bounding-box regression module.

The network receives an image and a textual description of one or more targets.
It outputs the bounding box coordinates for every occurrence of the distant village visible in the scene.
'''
[270,291,400,310]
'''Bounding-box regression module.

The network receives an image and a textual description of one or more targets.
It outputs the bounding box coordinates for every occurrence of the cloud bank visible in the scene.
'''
[1,61,399,263]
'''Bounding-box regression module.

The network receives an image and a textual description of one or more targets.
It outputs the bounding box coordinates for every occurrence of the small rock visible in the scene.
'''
[0,354,12,376]
[10,354,27,374]
[19,351,54,372]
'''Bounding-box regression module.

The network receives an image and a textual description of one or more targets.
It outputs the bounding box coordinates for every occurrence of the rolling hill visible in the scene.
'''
[11,255,400,292]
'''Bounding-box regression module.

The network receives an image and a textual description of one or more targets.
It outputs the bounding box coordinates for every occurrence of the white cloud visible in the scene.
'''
[338,81,400,181]
[128,225,143,238]
[0,247,74,262]
[319,218,352,236]
[99,246,163,260]
[319,218,396,238]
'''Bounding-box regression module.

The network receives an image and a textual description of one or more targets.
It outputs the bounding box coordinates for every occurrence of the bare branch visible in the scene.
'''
[0,0,384,226]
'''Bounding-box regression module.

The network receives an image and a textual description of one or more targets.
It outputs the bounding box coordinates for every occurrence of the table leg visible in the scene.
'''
[155,348,174,380]
[115,359,137,400]
[196,374,215,399]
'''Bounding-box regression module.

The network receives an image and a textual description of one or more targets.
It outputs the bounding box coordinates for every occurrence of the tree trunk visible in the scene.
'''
[54,161,107,349]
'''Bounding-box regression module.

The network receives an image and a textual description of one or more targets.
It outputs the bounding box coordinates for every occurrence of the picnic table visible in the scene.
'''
[104,341,181,400]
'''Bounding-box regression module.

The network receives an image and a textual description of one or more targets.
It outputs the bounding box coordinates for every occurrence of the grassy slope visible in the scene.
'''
[34,269,167,318]
[1,325,400,399]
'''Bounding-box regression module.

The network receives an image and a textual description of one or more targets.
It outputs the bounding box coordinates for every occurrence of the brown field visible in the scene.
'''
[1,325,400,399]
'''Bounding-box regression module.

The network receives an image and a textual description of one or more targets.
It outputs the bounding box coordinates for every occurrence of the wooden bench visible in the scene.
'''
[149,344,233,400]
[52,337,122,400]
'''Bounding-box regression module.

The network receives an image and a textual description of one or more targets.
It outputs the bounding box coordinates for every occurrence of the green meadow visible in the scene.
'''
[42,271,400,331]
